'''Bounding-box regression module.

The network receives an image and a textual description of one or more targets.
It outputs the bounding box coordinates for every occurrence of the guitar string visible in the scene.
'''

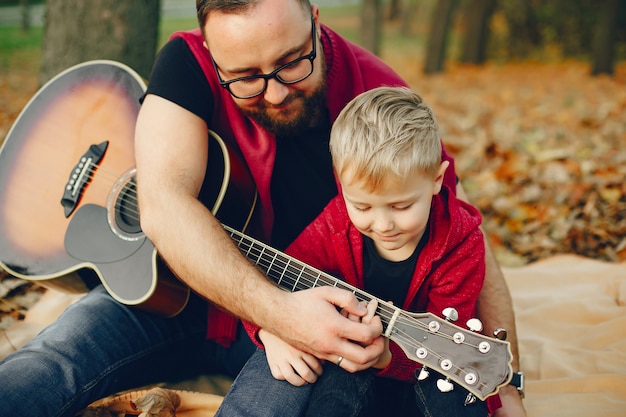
[224,223,492,356]
[78,165,496,393]
[224,227,496,392]
[227,227,472,345]
[390,331,491,393]
[77,164,142,221]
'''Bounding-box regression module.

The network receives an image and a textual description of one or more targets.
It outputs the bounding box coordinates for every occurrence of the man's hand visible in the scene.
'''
[493,385,526,417]
[341,300,391,369]
[267,286,385,373]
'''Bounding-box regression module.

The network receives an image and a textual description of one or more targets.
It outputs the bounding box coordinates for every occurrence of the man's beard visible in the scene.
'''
[241,74,327,137]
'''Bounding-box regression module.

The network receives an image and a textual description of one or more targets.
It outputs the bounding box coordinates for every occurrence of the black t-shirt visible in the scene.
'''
[362,228,427,307]
[145,38,337,249]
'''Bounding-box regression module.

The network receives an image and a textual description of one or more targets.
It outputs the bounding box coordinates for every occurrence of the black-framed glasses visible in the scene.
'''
[211,17,317,99]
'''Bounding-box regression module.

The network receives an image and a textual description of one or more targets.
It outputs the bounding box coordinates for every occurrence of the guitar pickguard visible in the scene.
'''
[64,203,144,263]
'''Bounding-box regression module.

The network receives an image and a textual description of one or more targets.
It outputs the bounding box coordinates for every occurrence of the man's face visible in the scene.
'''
[205,1,326,136]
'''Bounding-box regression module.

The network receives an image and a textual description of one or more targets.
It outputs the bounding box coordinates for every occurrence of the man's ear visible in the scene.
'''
[433,160,450,194]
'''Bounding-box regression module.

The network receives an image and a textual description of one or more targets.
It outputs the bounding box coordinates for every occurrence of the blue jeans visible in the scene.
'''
[216,349,489,417]
[216,349,375,417]
[0,285,255,417]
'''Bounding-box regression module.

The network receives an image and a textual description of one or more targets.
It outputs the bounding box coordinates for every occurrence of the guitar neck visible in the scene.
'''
[222,225,397,331]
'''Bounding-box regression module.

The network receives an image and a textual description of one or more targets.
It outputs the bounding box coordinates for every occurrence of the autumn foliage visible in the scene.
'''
[400,60,626,265]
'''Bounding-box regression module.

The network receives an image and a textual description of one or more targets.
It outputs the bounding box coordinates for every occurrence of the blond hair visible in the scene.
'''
[330,86,442,191]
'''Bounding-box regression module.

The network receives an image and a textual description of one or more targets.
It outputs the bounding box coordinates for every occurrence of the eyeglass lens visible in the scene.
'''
[228,59,314,98]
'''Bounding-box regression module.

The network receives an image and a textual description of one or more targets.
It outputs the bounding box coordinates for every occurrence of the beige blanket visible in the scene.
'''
[505,255,626,417]
[2,254,625,416]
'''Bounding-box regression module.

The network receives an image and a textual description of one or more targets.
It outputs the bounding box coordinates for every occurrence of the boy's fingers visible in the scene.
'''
[362,299,379,323]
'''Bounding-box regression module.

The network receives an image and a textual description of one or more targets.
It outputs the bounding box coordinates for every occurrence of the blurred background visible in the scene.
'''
[1,0,625,269]
[1,0,624,81]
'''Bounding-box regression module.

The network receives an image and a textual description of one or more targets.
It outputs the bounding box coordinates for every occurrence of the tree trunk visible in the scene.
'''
[20,0,30,32]
[388,0,402,21]
[591,0,620,76]
[360,0,382,56]
[40,0,160,85]
[401,0,415,36]
[424,0,458,74]
[460,0,496,64]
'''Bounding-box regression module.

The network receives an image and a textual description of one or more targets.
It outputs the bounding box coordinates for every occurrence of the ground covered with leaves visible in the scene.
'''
[1,59,625,329]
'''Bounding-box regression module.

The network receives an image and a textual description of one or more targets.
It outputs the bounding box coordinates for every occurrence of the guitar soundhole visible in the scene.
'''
[115,180,141,234]
[107,168,144,241]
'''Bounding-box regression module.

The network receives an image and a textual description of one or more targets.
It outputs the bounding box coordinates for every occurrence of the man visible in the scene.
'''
[137,0,524,415]
[0,1,524,416]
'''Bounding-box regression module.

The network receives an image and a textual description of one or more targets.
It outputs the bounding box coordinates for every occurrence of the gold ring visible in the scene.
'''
[336,356,343,367]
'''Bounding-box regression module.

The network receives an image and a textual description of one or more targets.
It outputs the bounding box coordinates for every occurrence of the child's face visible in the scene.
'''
[340,165,446,262]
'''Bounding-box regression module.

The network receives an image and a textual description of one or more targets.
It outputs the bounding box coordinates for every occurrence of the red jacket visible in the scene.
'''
[246,185,485,382]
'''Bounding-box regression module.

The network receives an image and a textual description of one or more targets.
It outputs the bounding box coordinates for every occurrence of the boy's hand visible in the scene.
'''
[259,329,324,386]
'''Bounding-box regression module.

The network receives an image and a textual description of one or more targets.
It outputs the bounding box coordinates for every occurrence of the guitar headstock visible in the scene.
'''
[387,309,512,400]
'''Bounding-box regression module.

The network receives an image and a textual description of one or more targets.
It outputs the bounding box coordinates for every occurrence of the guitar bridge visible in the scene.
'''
[60,141,109,217]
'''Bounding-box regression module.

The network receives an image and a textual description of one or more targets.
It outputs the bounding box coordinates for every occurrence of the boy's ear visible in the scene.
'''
[433,160,450,194]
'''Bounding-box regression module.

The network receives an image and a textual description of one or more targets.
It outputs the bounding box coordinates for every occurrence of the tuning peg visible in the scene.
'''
[494,327,508,340]
[464,393,477,406]
[466,318,483,333]
[437,378,454,393]
[417,367,430,381]
[442,307,458,322]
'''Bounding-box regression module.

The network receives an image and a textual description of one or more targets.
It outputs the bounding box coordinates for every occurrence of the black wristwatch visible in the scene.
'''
[509,371,525,399]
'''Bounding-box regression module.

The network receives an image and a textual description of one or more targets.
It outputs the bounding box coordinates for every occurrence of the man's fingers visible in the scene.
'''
[323,287,368,318]
[281,287,383,365]
[333,336,386,372]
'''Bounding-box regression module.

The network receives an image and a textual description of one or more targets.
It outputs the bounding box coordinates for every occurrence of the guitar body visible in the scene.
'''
[0,60,257,317]
[0,61,142,280]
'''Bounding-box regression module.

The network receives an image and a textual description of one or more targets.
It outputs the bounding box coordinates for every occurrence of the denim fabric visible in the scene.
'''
[413,371,489,417]
[0,285,255,417]
[216,349,488,417]
[216,349,376,417]
[306,361,375,417]
[215,349,314,417]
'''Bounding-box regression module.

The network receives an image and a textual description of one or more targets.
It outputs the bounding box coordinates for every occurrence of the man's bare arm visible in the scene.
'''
[456,183,520,370]
[134,95,383,368]
[457,183,526,415]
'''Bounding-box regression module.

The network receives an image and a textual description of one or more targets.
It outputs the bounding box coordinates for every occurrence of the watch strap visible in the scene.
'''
[509,371,525,398]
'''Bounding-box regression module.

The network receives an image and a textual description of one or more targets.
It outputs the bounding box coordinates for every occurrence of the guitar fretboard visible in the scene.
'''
[223,225,400,332]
